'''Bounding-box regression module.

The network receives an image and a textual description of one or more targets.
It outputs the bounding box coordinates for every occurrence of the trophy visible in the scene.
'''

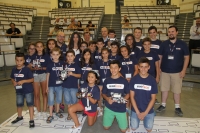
[110,92,127,104]
[60,69,68,80]
[77,88,93,99]
[32,59,41,68]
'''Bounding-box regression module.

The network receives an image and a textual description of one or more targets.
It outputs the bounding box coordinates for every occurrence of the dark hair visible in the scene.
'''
[138,57,150,66]
[108,29,116,34]
[148,26,157,32]
[83,32,90,36]
[120,45,131,56]
[97,38,104,44]
[78,21,82,27]
[125,19,129,23]
[125,34,136,49]
[89,41,96,46]
[110,41,120,54]
[66,49,75,56]
[134,27,142,33]
[81,48,94,67]
[35,41,45,55]
[46,39,58,54]
[80,41,88,53]
[101,47,110,58]
[69,32,81,50]
[86,70,100,85]
[142,37,151,44]
[54,25,59,29]
[168,25,178,32]
[109,60,121,68]
[88,21,92,24]
[10,23,15,26]
[15,52,25,59]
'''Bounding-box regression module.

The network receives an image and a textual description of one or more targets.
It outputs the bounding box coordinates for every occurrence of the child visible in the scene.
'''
[25,43,35,67]
[88,41,96,58]
[46,47,64,123]
[134,27,143,50]
[97,47,111,116]
[63,50,81,120]
[68,71,100,131]
[108,41,122,61]
[94,38,105,62]
[129,57,158,132]
[10,53,35,128]
[119,45,138,82]
[46,39,59,62]
[80,48,98,86]
[31,41,48,119]
[102,60,129,133]
[138,37,160,83]
[75,41,88,63]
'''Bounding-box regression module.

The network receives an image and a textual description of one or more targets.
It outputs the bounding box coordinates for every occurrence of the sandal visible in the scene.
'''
[67,114,72,120]
[56,112,63,118]
[46,116,54,123]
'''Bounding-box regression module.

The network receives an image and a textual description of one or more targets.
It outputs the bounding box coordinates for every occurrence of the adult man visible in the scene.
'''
[156,26,189,117]
[101,27,109,47]
[6,23,22,38]
[134,27,143,50]
[189,18,200,55]
[121,15,128,23]
[56,32,67,56]
[83,32,91,44]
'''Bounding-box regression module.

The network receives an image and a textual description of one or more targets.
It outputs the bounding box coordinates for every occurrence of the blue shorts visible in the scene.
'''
[63,88,78,105]
[16,92,34,107]
[48,86,63,106]
[130,111,154,131]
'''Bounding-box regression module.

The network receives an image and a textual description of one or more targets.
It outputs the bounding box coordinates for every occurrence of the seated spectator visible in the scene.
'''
[83,32,91,44]
[49,25,61,35]
[68,21,77,29]
[122,19,132,28]
[6,23,22,38]
[84,27,90,32]
[77,21,83,31]
[86,21,95,28]
[54,17,60,25]
[121,15,128,23]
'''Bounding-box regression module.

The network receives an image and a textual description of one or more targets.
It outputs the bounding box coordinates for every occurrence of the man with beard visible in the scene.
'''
[189,18,200,56]
[156,26,189,117]
[56,32,67,57]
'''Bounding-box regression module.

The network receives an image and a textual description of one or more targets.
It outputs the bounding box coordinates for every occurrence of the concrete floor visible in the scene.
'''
[0,80,200,133]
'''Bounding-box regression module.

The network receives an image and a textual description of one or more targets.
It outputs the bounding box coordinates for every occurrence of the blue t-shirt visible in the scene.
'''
[102,76,129,112]
[150,39,162,54]
[130,46,141,60]
[57,43,67,55]
[46,61,64,87]
[10,66,34,94]
[62,62,81,88]
[31,54,48,74]
[94,51,102,62]
[80,63,98,84]
[135,39,143,50]
[25,54,35,66]
[109,54,122,61]
[80,84,100,113]
[97,60,111,85]
[119,56,138,78]
[138,50,159,78]
[159,39,189,73]
[129,74,158,114]
[75,53,82,64]
[45,53,53,64]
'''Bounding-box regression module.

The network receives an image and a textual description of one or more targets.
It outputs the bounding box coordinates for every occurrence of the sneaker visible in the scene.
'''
[155,99,160,105]
[35,112,41,119]
[42,112,47,119]
[29,120,35,128]
[156,105,166,113]
[68,124,82,132]
[175,108,183,117]
[11,117,23,124]
[97,107,103,117]
[34,107,38,115]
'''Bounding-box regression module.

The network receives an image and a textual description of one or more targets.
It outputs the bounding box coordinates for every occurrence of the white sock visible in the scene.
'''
[161,103,166,107]
[175,104,180,108]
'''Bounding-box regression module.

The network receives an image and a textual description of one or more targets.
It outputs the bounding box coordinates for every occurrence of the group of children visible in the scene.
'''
[10,26,161,132]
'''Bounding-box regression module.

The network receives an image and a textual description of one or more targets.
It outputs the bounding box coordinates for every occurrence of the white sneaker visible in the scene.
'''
[34,107,38,115]
[42,112,47,120]
[68,124,82,132]
[97,107,103,117]
[36,112,41,119]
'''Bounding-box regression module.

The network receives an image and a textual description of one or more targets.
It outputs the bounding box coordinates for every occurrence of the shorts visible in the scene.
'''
[48,86,63,106]
[16,92,34,107]
[79,101,97,117]
[63,88,78,105]
[103,107,127,130]
[130,111,154,131]
[34,73,46,82]
[160,72,182,94]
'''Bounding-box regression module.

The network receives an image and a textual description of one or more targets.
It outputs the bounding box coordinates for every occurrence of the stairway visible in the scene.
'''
[25,16,50,50]
[175,13,194,45]
[98,14,121,41]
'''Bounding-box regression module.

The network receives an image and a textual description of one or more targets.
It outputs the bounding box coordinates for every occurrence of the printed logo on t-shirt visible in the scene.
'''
[176,48,181,50]
[95,56,102,59]
[151,44,160,49]
[66,68,75,71]
[26,59,31,63]
[52,67,63,71]
[136,46,142,50]
[82,67,92,70]
[107,84,124,89]
[40,59,45,62]
[146,57,153,60]
[134,84,151,91]
[122,61,132,65]
[100,66,110,69]
[14,74,24,77]
[131,52,135,55]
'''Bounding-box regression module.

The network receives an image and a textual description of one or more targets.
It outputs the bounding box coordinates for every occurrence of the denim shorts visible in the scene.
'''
[16,92,34,107]
[48,86,63,106]
[63,88,78,105]
[34,73,46,82]
[130,111,154,131]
